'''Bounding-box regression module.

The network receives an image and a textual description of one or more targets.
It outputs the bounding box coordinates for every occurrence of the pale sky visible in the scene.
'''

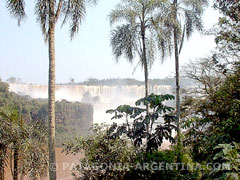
[0,0,219,84]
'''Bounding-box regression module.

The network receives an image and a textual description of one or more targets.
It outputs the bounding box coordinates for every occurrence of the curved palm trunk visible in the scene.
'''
[173,0,181,149]
[48,1,57,179]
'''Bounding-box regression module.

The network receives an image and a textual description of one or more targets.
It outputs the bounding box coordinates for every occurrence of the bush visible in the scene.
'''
[63,124,138,180]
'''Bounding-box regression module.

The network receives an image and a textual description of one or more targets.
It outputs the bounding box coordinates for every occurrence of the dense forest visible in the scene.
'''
[0,80,93,145]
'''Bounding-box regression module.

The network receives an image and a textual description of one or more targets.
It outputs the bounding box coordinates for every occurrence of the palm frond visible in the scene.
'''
[145,36,157,69]
[109,4,138,26]
[111,24,137,63]
[6,0,26,25]
[35,0,49,42]
[61,0,86,40]
[184,9,203,39]
[145,0,169,14]
[178,23,185,54]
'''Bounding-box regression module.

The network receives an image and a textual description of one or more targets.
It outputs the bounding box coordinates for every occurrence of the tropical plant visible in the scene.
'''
[209,143,240,180]
[107,93,177,153]
[18,122,48,180]
[158,0,208,148]
[0,108,27,180]
[109,0,172,98]
[63,124,137,180]
[181,42,240,164]
[0,108,48,180]
[0,109,12,180]
[34,0,98,179]
[214,0,240,58]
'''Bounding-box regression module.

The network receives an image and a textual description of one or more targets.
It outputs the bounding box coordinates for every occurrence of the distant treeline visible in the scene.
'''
[4,76,196,87]
[68,77,196,87]
[0,80,93,146]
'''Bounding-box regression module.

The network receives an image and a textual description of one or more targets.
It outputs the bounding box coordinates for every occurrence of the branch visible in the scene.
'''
[179,24,185,55]
[55,0,63,22]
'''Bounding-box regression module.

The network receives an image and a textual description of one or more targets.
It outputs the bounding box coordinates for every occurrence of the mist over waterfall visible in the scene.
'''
[9,83,174,123]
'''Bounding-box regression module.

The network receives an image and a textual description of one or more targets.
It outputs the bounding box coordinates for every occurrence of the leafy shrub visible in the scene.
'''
[107,93,177,153]
[209,143,240,180]
[63,124,138,180]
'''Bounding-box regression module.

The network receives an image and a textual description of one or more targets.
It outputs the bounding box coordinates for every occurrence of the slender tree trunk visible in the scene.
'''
[140,4,148,98]
[141,21,150,152]
[141,37,149,98]
[173,0,182,150]
[141,30,148,93]
[13,146,19,180]
[48,1,57,179]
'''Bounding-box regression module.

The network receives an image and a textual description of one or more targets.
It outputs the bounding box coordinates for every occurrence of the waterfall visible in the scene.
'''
[9,83,174,123]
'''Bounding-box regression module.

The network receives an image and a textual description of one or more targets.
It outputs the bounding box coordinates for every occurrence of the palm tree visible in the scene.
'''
[0,108,26,180]
[4,0,98,179]
[19,122,48,180]
[34,0,98,179]
[0,110,11,180]
[160,0,208,146]
[0,108,48,180]
[109,0,172,137]
[109,0,171,98]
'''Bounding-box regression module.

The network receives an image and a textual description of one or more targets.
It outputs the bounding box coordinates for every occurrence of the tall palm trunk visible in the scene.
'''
[13,146,19,180]
[173,0,181,150]
[48,1,57,179]
[141,21,150,140]
[142,42,149,98]
[141,24,149,98]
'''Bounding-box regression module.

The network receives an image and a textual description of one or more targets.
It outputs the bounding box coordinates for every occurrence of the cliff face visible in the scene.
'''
[34,100,93,145]
[9,83,174,123]
[0,81,93,146]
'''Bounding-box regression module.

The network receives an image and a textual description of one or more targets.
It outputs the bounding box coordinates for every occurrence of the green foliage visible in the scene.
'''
[35,0,98,41]
[182,58,240,164]
[78,77,194,86]
[180,0,240,173]
[63,124,205,180]
[209,143,240,180]
[109,0,171,73]
[0,80,94,146]
[164,0,208,54]
[214,0,240,56]
[63,124,137,180]
[107,93,176,152]
[130,147,202,180]
[18,122,48,179]
[0,108,48,180]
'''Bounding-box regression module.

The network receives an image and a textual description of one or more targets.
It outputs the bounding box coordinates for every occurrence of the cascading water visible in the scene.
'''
[9,83,174,124]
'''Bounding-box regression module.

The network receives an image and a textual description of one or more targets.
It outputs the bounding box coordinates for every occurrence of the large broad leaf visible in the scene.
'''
[106,93,176,152]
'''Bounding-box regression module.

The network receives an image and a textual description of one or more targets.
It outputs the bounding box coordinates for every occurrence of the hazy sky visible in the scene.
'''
[0,0,219,84]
